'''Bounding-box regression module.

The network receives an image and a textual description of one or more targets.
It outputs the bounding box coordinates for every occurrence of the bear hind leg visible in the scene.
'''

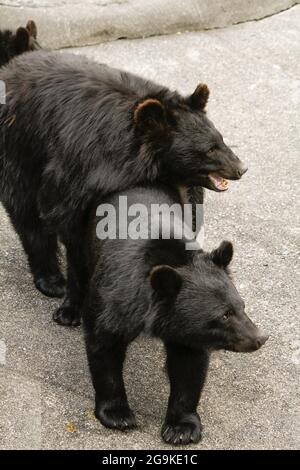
[86,329,136,431]
[7,205,65,298]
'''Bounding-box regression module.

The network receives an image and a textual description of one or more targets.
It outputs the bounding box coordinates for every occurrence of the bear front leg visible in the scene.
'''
[162,342,209,445]
[85,331,136,431]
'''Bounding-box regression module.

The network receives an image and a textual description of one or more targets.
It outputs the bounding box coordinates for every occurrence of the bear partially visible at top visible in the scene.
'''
[0,51,247,326]
[0,20,41,67]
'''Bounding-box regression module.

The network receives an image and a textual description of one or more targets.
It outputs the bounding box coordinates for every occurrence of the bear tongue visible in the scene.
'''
[208,173,229,191]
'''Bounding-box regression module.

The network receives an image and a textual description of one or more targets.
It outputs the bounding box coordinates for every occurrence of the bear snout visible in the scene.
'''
[254,333,269,349]
[227,160,248,180]
[236,163,248,178]
[234,332,269,353]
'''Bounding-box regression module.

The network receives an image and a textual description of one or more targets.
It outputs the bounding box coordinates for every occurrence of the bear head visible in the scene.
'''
[133,85,248,191]
[0,20,41,68]
[150,241,268,353]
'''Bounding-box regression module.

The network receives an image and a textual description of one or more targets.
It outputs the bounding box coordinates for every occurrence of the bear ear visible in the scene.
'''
[26,20,38,39]
[187,83,210,110]
[15,27,30,53]
[134,98,167,130]
[211,241,233,269]
[150,265,182,297]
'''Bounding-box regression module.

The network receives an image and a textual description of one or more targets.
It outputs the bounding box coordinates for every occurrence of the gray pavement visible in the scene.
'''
[0,6,300,449]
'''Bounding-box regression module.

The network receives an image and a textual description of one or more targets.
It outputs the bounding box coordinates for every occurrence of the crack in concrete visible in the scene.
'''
[67,2,300,52]
[204,1,300,30]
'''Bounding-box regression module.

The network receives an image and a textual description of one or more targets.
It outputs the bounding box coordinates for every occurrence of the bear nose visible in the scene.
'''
[255,334,269,349]
[237,164,248,178]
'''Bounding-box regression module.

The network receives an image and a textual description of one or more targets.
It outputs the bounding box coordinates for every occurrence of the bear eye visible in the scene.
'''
[222,310,233,321]
[207,145,218,155]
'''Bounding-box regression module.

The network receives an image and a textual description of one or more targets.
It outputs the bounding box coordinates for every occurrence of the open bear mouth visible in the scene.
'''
[208,173,229,191]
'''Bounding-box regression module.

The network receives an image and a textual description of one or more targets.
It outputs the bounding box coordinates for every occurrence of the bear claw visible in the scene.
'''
[96,405,137,431]
[162,414,202,445]
[53,306,81,327]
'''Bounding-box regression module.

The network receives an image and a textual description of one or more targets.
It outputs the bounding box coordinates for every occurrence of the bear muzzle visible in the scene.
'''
[234,331,269,353]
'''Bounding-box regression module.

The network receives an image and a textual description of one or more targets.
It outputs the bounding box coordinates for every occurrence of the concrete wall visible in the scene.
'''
[0,0,299,49]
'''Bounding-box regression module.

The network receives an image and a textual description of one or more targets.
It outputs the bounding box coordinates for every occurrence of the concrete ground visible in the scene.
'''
[0,6,299,450]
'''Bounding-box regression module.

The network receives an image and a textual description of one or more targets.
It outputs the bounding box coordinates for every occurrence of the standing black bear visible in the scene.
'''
[0,51,247,326]
[83,185,268,445]
[0,20,40,67]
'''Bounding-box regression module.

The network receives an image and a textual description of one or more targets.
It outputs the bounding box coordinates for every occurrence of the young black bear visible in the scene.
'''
[83,185,268,446]
[0,51,247,326]
[0,20,40,67]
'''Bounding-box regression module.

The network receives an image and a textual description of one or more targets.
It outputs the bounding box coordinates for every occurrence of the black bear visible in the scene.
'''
[83,185,268,445]
[0,50,247,326]
[0,20,40,67]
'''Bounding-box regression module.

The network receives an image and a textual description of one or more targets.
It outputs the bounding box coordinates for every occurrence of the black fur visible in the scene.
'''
[83,185,268,445]
[0,21,40,68]
[0,50,246,324]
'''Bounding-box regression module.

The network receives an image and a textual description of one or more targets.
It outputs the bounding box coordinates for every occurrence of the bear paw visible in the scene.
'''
[53,306,81,327]
[35,273,66,298]
[161,413,202,445]
[96,404,137,431]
